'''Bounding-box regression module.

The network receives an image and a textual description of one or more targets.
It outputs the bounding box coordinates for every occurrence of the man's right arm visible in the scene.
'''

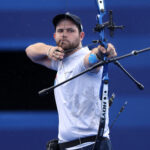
[25,43,64,68]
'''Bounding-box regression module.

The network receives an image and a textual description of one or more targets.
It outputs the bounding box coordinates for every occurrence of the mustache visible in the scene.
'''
[58,39,69,46]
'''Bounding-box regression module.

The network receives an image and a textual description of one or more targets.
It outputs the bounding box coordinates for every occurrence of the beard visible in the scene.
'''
[56,38,80,52]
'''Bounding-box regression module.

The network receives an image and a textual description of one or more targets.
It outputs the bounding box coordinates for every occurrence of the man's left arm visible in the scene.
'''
[84,43,117,71]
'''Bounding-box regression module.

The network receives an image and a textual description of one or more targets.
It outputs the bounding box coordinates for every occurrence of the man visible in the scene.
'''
[26,12,117,150]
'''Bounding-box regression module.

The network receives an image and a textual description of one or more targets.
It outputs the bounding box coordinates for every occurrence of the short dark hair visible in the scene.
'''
[53,12,83,32]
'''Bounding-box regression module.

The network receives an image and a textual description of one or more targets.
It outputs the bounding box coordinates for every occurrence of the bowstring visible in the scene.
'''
[63,0,84,149]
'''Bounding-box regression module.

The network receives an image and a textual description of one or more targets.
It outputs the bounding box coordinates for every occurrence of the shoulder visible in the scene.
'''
[73,47,90,59]
[80,47,90,55]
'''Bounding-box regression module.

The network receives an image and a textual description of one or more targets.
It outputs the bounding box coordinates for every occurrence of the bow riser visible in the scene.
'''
[97,0,106,47]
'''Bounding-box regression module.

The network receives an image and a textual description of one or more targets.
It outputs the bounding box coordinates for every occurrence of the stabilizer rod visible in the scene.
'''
[38,47,150,96]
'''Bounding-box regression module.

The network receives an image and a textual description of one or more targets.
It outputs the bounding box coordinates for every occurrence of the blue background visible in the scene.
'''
[0,0,150,150]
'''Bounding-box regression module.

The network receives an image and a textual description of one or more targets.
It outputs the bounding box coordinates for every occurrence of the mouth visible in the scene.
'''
[58,40,69,46]
[61,39,69,43]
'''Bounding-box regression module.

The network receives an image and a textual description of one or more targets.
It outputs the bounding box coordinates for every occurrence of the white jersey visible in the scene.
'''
[49,47,109,142]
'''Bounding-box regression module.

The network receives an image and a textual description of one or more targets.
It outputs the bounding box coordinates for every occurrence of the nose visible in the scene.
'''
[62,29,68,37]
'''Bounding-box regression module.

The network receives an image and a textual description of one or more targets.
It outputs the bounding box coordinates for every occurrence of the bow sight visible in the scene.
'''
[94,10,124,37]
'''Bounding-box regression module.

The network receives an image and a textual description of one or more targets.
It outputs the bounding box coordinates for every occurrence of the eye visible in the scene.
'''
[67,28,75,33]
[57,29,64,33]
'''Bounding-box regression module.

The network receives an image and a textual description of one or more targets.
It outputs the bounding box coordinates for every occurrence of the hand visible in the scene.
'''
[97,43,117,58]
[48,46,65,61]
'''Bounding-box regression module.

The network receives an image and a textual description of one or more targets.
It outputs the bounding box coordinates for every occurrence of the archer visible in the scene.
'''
[26,12,116,150]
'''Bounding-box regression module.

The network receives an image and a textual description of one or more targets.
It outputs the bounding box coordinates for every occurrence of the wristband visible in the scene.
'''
[88,53,99,65]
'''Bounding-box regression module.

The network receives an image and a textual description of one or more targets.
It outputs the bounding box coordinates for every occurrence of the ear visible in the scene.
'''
[80,32,85,41]
[53,33,56,40]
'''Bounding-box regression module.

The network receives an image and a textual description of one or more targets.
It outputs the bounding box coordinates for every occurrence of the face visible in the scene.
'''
[54,19,84,51]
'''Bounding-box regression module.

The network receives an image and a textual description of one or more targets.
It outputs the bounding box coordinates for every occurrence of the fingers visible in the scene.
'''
[97,43,117,58]
[54,48,65,60]
[49,47,65,61]
[107,43,117,58]
[97,45,107,54]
